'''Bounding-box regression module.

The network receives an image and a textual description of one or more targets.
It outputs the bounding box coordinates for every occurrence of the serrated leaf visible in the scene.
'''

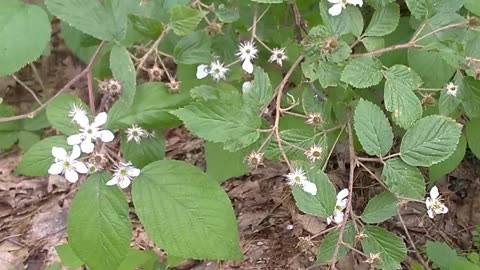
[68,173,131,270]
[17,136,70,177]
[22,110,50,131]
[55,244,83,268]
[17,131,41,151]
[461,77,480,119]
[319,2,363,36]
[244,67,273,110]
[429,134,466,183]
[341,57,383,88]
[46,94,90,135]
[214,4,239,23]
[426,241,459,269]
[132,160,242,260]
[383,65,423,129]
[205,142,248,182]
[466,118,480,159]
[400,116,462,167]
[361,192,397,224]
[190,84,240,100]
[0,131,18,150]
[250,0,284,3]
[46,0,127,41]
[173,31,211,64]
[363,37,385,52]
[317,222,355,264]
[361,226,407,270]
[354,99,393,157]
[365,3,400,37]
[292,164,336,218]
[0,104,20,131]
[120,132,165,169]
[110,45,136,103]
[408,49,455,88]
[439,89,461,117]
[0,1,51,76]
[466,0,480,16]
[117,249,159,270]
[173,99,261,151]
[382,158,425,200]
[168,6,205,36]
[406,0,464,20]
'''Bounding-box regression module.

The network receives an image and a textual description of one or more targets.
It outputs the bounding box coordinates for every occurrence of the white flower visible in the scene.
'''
[327,188,349,225]
[426,186,448,218]
[209,61,229,81]
[242,81,252,94]
[245,151,264,168]
[67,112,115,154]
[48,145,88,183]
[126,125,147,144]
[236,41,257,74]
[305,145,323,162]
[446,82,458,97]
[327,0,363,16]
[286,168,318,195]
[268,48,288,66]
[85,162,98,174]
[196,64,209,79]
[106,162,140,189]
[68,104,89,125]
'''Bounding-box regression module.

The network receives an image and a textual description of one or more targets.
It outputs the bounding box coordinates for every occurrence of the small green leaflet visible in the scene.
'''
[466,118,480,159]
[408,50,455,88]
[361,192,397,224]
[429,134,466,183]
[250,0,285,3]
[55,244,83,268]
[117,249,159,270]
[173,31,211,64]
[168,6,205,36]
[461,77,480,119]
[120,132,165,169]
[46,94,90,135]
[317,222,355,264]
[319,1,363,37]
[465,0,480,16]
[400,116,462,167]
[17,131,41,151]
[354,99,393,157]
[361,226,407,270]
[365,3,400,37]
[363,37,385,52]
[68,173,131,270]
[382,158,425,200]
[0,1,51,76]
[132,160,242,260]
[205,142,248,182]
[341,57,384,88]
[110,45,136,104]
[243,67,273,110]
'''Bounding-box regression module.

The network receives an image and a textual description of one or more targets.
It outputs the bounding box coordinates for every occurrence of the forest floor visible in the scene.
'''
[1,23,480,270]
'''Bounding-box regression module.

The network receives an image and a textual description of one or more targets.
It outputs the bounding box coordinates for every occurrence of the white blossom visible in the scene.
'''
[126,124,147,144]
[106,162,140,189]
[48,145,88,183]
[209,61,229,81]
[286,168,318,195]
[305,145,323,162]
[196,64,209,79]
[446,82,459,97]
[67,112,115,154]
[268,48,288,66]
[245,151,264,168]
[68,104,89,125]
[236,41,257,74]
[426,186,448,218]
[327,0,363,16]
[327,188,349,225]
[242,81,252,94]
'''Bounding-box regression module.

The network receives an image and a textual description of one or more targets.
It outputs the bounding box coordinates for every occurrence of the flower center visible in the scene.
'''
[246,49,251,54]
[120,168,127,176]
[294,176,302,183]
[63,161,71,168]
[214,68,220,74]
[276,53,283,58]
[132,131,138,136]
[87,128,93,134]
[313,151,321,157]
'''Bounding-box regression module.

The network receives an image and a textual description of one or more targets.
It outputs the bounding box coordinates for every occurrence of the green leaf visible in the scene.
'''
[426,241,459,269]
[0,131,18,150]
[408,49,456,88]
[466,118,480,159]
[173,99,261,151]
[365,3,400,37]
[361,226,407,270]
[292,164,336,218]
[120,132,165,169]
[22,110,50,131]
[317,222,355,264]
[439,89,461,117]
[55,244,83,268]
[400,116,462,167]
[44,264,62,270]
[383,65,423,129]
[461,77,480,119]
[17,131,41,151]
[168,6,205,36]
[46,94,90,135]
[363,37,385,52]
[46,0,127,41]
[17,136,70,177]
[354,99,393,157]
[205,142,248,182]
[68,173,131,270]
[0,104,20,131]
[173,31,211,64]
[319,2,363,36]
[132,160,242,260]
[406,0,464,19]
[250,0,285,3]
[214,4,239,23]
[0,1,51,76]
[341,57,384,88]
[110,44,136,104]
[117,249,159,270]
[465,0,480,16]
[382,158,425,200]
[361,192,397,224]
[191,84,239,100]
[429,134,466,183]
[244,67,273,110]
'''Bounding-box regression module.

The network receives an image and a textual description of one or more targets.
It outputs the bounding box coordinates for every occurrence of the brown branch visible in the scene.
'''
[0,41,106,123]
[136,26,170,74]
[351,43,422,58]
[12,75,43,105]
[397,212,429,269]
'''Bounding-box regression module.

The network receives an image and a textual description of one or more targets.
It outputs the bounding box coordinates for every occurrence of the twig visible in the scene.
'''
[250,5,258,43]
[29,63,46,94]
[136,26,170,74]
[415,22,466,43]
[0,42,106,123]
[12,75,43,105]
[397,211,429,269]
[351,43,422,58]
[356,157,383,163]
[410,22,428,43]
[383,153,400,160]
[322,125,346,171]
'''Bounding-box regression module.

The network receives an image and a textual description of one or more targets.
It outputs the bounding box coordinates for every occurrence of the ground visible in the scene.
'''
[1,24,479,270]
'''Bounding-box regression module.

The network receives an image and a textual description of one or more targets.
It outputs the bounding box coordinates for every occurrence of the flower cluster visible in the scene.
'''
[327,188,349,225]
[286,168,318,195]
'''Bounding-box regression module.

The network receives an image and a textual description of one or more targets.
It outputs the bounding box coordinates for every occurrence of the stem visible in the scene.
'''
[281,110,308,119]
[0,41,105,123]
[250,6,258,43]
[415,22,466,43]
[136,26,170,74]
[29,63,46,94]
[397,212,429,269]
[322,125,346,171]
[383,153,400,160]
[255,36,274,53]
[12,75,43,105]
[351,43,422,58]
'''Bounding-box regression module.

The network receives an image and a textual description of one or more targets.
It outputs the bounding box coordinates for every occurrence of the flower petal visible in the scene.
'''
[67,134,83,146]
[302,180,318,195]
[425,198,433,208]
[196,64,209,79]
[328,3,343,16]
[118,177,131,189]
[128,168,140,177]
[347,0,363,6]
[242,81,252,94]
[70,145,81,160]
[73,113,90,127]
[92,112,108,127]
[337,198,348,209]
[427,209,435,219]
[52,147,68,160]
[333,210,344,224]
[106,177,119,186]
[328,0,340,3]
[73,161,89,174]
[430,186,439,200]
[439,205,448,214]
[65,169,79,183]
[242,59,254,74]
[48,163,63,175]
[98,130,115,143]
[80,139,95,154]
[327,216,332,225]
[337,188,349,200]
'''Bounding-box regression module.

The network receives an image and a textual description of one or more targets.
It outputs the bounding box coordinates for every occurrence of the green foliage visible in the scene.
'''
[317,222,355,264]
[383,158,425,200]
[341,57,384,88]
[467,118,480,159]
[361,192,398,224]
[174,31,211,64]
[204,142,248,182]
[168,6,205,36]
[110,44,136,103]
[55,244,84,268]
[0,0,51,76]
[365,3,400,37]
[361,226,407,270]
[429,134,466,183]
[120,132,165,169]
[244,67,273,110]
[132,160,242,260]
[46,94,90,135]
